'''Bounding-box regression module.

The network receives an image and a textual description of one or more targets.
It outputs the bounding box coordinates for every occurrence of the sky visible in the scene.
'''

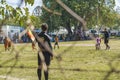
[6,0,42,15]
[5,0,120,13]
[115,0,120,10]
[115,0,120,6]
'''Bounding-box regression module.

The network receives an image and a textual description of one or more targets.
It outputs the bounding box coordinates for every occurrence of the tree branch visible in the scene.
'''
[42,4,62,16]
[55,0,86,28]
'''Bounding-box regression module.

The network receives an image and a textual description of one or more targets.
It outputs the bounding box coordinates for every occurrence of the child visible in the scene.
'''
[54,35,59,49]
[36,23,53,80]
[103,28,110,50]
[4,37,11,51]
[95,35,101,50]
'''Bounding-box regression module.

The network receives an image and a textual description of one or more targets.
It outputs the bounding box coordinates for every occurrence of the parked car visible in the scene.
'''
[117,32,120,36]
[85,29,101,37]
[110,30,118,36]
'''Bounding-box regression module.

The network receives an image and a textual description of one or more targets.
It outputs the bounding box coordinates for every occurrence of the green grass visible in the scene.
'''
[0,39,120,80]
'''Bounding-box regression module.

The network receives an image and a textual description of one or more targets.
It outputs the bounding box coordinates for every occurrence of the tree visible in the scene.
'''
[0,0,41,28]
[0,0,25,27]
[41,0,118,40]
[0,0,118,40]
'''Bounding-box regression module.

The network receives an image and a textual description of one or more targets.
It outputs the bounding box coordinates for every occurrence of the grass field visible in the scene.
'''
[0,39,120,80]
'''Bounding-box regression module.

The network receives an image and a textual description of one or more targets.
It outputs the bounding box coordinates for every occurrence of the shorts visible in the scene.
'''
[55,42,58,45]
[38,52,51,66]
[104,38,109,43]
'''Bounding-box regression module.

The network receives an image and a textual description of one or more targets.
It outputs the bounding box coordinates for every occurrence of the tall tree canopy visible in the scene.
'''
[41,0,119,39]
[0,0,120,33]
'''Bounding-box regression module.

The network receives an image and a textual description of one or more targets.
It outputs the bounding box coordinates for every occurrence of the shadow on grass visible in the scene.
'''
[0,65,120,73]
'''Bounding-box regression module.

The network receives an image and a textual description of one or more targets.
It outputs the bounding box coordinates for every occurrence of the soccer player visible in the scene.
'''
[103,28,110,50]
[3,37,11,51]
[36,23,53,80]
[54,35,59,49]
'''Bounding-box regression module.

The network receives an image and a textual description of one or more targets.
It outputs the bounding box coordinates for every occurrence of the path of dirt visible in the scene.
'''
[0,75,25,80]
[59,44,95,46]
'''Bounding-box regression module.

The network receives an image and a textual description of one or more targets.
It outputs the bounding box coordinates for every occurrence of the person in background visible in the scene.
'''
[95,35,101,50]
[3,37,11,51]
[54,35,59,49]
[103,28,110,50]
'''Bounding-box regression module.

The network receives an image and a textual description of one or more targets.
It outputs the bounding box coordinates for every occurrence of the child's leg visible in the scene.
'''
[57,42,59,48]
[37,65,42,80]
[106,43,110,49]
[4,42,8,51]
[98,43,100,50]
[95,44,98,50]
[8,42,11,51]
[99,44,101,50]
[54,42,56,49]
[37,53,42,80]
[44,67,48,80]
[4,44,7,51]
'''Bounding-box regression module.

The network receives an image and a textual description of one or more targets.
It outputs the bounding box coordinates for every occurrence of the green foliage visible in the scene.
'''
[19,16,27,27]
[0,1,23,25]
[0,0,119,31]
[24,0,34,5]
[30,15,42,28]
[0,0,43,29]
[1,7,4,18]
[23,8,29,16]
[42,0,118,31]
[0,0,36,27]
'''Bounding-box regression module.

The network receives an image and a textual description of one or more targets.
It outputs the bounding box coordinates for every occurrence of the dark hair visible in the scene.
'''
[104,28,107,31]
[41,23,48,31]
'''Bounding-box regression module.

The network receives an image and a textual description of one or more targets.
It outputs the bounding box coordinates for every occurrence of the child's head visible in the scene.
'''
[104,28,107,31]
[41,23,48,32]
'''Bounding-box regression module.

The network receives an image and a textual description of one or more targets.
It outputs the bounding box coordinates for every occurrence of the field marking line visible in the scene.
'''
[0,75,25,80]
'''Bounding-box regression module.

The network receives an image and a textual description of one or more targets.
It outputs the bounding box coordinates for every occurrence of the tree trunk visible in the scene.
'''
[65,20,72,41]
[74,22,87,40]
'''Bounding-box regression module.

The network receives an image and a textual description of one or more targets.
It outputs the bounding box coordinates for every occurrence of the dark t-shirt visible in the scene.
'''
[103,31,109,43]
[104,31,109,39]
[35,31,53,65]
[37,31,53,56]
